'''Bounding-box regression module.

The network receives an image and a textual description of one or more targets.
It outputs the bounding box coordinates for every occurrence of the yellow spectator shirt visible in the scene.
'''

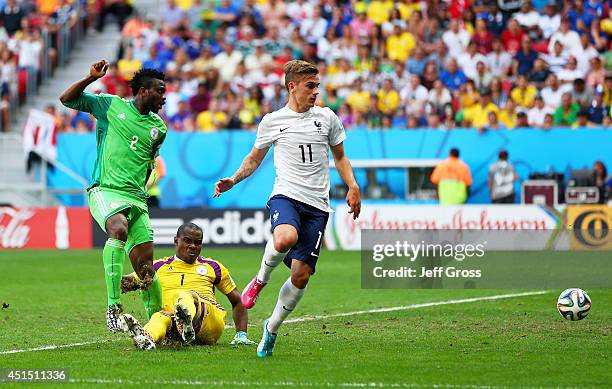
[176,0,194,10]
[386,32,416,62]
[377,89,400,114]
[464,102,499,128]
[498,110,518,129]
[397,2,422,20]
[510,86,537,108]
[354,58,373,74]
[117,59,142,81]
[196,111,228,132]
[367,0,394,25]
[347,90,371,113]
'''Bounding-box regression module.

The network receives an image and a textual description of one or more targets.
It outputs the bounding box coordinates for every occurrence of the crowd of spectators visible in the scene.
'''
[0,0,84,131]
[52,0,612,133]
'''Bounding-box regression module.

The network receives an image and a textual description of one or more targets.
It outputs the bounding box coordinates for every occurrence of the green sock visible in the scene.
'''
[140,275,162,319]
[103,238,125,306]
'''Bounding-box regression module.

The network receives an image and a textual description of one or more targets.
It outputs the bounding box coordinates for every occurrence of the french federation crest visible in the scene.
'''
[196,265,208,276]
[150,127,160,140]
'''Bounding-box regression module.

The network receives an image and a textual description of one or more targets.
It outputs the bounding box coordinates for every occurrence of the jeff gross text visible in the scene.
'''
[370,241,487,279]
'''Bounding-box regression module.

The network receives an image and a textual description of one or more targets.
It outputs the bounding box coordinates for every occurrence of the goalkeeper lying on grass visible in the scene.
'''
[119,222,256,350]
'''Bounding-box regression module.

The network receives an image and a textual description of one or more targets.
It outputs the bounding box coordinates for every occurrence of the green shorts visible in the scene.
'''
[88,186,153,254]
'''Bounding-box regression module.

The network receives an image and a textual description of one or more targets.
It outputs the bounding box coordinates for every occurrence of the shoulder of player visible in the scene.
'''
[197,257,229,272]
[312,105,332,114]
[153,256,175,269]
[98,93,129,109]
[312,106,338,122]
[261,107,285,122]
[198,256,226,266]
[259,112,272,124]
[149,113,167,129]
[85,92,120,107]
[97,92,119,100]
[100,93,132,108]
[256,110,277,131]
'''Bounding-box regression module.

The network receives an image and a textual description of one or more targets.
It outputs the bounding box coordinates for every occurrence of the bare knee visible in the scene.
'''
[106,214,128,241]
[273,228,298,252]
[274,237,295,253]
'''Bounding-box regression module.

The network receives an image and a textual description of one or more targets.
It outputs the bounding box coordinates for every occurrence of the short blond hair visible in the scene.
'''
[283,60,318,91]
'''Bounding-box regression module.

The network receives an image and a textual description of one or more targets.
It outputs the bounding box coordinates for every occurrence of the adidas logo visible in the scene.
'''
[117,113,126,120]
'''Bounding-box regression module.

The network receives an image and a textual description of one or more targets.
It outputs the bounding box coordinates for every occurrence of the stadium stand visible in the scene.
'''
[53,0,611,133]
[0,0,130,206]
[9,0,612,207]
[0,0,92,132]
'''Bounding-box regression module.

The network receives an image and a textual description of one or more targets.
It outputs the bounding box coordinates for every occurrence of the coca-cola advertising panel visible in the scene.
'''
[324,205,563,250]
[92,208,271,248]
[0,207,92,249]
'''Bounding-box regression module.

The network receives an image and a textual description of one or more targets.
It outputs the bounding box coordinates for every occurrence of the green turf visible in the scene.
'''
[0,249,610,388]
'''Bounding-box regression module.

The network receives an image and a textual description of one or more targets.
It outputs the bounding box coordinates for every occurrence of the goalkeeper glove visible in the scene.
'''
[230,331,256,345]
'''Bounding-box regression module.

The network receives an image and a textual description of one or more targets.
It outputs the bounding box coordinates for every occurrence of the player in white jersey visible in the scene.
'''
[213,60,361,357]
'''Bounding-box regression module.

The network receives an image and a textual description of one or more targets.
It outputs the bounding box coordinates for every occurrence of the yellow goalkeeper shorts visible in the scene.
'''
[192,293,227,345]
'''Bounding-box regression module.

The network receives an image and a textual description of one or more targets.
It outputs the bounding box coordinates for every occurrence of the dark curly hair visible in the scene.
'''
[130,68,166,96]
[177,222,202,238]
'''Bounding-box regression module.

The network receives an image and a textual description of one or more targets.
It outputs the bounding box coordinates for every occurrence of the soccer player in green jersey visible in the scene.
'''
[60,60,168,331]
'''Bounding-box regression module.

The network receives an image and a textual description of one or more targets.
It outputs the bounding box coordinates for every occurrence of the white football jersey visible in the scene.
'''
[254,105,346,212]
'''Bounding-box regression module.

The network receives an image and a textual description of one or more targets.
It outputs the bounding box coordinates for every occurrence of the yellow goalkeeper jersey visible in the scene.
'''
[153,256,237,312]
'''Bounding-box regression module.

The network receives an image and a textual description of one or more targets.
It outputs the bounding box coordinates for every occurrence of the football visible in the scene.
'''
[557,288,592,321]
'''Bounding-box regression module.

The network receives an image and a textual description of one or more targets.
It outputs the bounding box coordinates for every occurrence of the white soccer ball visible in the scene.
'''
[557,288,591,321]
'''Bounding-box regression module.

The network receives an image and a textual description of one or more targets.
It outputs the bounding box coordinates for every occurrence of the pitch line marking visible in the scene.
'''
[284,290,549,324]
[0,340,110,355]
[0,291,548,355]
[68,378,514,388]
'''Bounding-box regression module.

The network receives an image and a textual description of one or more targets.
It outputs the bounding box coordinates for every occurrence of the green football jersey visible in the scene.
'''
[63,93,167,199]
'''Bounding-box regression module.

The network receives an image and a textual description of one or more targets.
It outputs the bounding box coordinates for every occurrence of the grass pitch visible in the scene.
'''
[0,249,610,388]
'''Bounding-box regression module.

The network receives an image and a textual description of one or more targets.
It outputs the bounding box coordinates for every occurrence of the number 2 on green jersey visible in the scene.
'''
[130,135,139,151]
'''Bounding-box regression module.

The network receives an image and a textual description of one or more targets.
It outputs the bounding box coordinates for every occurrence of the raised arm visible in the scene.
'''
[59,60,109,104]
[331,142,361,220]
[213,146,270,197]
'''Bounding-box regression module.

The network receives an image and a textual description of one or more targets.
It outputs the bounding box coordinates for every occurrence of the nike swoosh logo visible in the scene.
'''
[282,305,293,312]
[280,127,289,132]
[310,252,319,257]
